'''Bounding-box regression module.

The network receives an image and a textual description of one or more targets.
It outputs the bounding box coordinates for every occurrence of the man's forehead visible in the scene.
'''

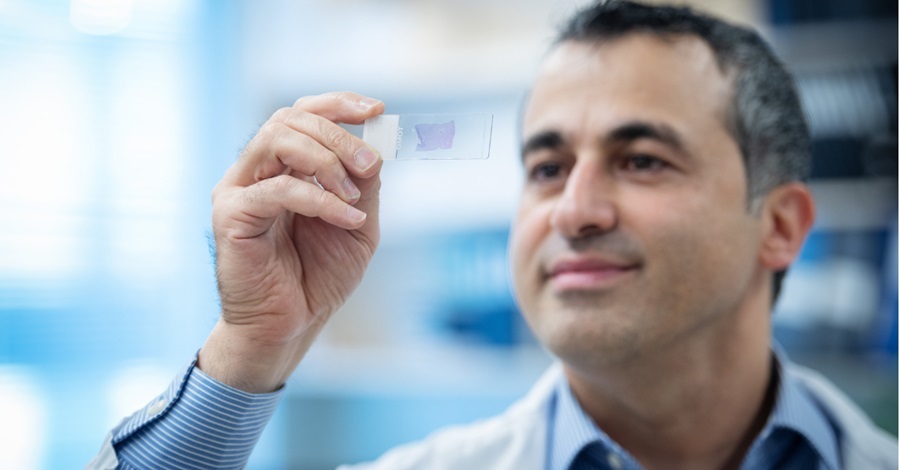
[523,33,734,134]
[535,34,726,92]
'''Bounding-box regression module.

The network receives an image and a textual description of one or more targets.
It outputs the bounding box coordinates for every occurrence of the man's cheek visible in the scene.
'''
[510,231,540,293]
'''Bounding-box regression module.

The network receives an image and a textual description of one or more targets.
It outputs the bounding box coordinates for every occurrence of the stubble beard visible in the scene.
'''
[529,289,647,371]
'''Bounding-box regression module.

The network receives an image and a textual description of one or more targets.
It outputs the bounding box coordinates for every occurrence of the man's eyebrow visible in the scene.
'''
[521,130,564,160]
[605,121,685,151]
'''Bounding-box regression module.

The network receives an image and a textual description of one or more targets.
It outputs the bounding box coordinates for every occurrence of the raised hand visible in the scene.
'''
[199,92,384,393]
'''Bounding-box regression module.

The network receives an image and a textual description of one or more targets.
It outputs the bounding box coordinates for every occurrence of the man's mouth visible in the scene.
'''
[545,256,639,292]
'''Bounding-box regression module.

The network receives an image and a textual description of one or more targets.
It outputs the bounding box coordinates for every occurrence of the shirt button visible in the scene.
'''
[607,453,623,470]
[147,397,168,416]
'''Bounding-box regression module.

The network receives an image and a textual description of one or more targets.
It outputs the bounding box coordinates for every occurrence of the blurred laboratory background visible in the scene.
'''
[0,0,896,468]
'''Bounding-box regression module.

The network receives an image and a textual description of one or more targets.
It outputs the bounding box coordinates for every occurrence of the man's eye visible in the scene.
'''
[529,162,564,182]
[623,155,668,172]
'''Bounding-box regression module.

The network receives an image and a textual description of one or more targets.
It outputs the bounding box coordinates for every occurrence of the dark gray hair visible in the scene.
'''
[556,0,811,303]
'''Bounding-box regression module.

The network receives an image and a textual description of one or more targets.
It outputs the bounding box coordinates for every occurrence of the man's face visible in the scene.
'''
[510,34,767,370]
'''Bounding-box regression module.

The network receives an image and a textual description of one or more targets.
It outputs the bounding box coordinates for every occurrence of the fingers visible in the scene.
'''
[222,175,368,238]
[225,93,384,198]
[271,107,381,179]
[238,122,363,203]
[215,92,384,237]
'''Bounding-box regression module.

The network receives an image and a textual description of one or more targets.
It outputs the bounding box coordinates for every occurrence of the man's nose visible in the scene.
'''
[549,160,618,239]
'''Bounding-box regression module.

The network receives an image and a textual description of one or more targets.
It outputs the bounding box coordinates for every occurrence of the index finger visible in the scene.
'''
[293,91,384,125]
[271,108,383,178]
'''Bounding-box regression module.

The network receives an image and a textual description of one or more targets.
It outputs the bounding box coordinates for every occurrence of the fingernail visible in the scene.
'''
[342,178,360,200]
[347,205,367,223]
[354,147,379,170]
[358,97,381,109]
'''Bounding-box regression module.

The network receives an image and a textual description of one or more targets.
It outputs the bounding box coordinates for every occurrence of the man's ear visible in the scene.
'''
[758,182,816,271]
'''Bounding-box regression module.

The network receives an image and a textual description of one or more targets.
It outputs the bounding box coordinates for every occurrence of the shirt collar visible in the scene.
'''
[759,347,841,470]
[548,377,638,470]
[548,348,841,470]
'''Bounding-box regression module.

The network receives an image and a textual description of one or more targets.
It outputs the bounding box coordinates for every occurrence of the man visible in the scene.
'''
[90,1,897,469]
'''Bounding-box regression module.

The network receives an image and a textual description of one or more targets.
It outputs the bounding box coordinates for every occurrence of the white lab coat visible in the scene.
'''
[341,363,898,470]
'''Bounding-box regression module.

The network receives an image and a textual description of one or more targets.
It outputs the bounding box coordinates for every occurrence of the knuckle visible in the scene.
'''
[255,121,278,143]
[320,124,350,151]
[320,150,343,172]
[271,106,294,122]
[268,122,291,147]
[268,174,293,195]
[257,122,290,150]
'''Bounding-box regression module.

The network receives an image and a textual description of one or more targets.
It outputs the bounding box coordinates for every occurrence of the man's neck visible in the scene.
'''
[563,302,775,470]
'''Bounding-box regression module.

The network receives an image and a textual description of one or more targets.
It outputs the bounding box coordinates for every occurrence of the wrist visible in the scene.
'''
[197,319,321,393]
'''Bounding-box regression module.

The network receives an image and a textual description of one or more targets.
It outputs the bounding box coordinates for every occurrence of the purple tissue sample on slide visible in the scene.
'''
[414,121,455,151]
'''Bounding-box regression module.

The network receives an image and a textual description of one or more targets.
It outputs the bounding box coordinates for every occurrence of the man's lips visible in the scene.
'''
[544,257,640,291]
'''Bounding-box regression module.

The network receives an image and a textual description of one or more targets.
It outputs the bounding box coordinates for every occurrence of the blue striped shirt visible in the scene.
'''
[548,351,841,470]
[111,356,283,469]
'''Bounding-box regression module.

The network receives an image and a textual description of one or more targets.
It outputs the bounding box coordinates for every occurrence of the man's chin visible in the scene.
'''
[533,310,641,364]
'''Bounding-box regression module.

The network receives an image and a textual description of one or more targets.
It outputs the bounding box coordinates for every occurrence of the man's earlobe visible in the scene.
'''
[758,183,816,271]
